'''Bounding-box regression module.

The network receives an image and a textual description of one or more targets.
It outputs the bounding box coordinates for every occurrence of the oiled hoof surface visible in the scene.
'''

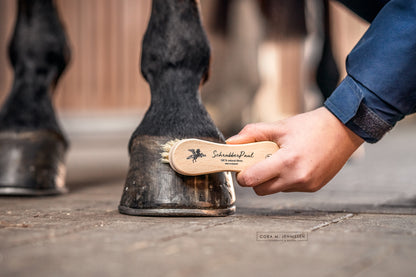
[0,131,68,196]
[119,136,236,216]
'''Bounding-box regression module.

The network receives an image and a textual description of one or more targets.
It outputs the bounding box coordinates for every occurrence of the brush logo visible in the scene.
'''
[187,149,206,163]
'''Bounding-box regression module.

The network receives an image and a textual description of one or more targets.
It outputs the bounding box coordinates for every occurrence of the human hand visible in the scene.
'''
[226,107,364,195]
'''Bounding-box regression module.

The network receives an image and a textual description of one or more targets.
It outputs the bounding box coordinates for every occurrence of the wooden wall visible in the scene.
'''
[0,0,152,112]
[0,0,368,114]
[0,0,14,107]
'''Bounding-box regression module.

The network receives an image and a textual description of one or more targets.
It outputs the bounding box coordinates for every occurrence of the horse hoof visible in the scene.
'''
[119,136,236,216]
[0,131,68,196]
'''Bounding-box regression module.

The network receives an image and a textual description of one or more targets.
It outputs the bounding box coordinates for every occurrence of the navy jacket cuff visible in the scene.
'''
[324,76,393,143]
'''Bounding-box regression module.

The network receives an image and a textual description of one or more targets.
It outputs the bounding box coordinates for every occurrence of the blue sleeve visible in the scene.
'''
[325,0,416,143]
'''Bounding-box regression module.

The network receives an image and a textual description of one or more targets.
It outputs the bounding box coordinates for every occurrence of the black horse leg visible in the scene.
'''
[119,0,236,216]
[0,0,70,195]
[316,0,340,100]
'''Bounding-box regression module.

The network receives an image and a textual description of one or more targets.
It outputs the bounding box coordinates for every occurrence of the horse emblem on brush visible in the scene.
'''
[187,149,206,163]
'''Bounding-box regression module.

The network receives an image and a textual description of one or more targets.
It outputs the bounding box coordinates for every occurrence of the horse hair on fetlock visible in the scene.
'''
[129,0,223,150]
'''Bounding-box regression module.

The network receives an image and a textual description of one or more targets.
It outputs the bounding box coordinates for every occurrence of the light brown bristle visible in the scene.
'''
[160,139,181,163]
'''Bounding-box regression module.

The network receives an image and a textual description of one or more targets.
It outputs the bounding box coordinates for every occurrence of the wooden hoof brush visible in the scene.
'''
[161,138,279,176]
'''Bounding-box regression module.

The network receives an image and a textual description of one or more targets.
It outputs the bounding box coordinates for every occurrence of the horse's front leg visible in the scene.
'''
[0,0,70,195]
[119,0,236,216]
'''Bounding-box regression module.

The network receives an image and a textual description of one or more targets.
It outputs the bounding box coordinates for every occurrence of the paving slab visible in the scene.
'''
[1,117,415,277]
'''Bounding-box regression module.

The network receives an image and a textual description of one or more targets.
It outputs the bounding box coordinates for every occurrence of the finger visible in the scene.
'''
[252,176,289,195]
[282,183,324,193]
[236,150,285,187]
[282,189,297,193]
[253,177,319,195]
[226,134,254,144]
[226,122,278,144]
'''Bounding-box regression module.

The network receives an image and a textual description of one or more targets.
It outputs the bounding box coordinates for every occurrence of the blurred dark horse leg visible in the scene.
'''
[256,0,307,119]
[316,0,340,100]
[0,0,70,195]
[204,0,341,128]
[118,0,236,216]
[203,0,308,132]
[201,0,261,138]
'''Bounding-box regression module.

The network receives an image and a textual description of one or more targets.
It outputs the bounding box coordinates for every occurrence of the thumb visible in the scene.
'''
[226,122,277,144]
[226,133,254,144]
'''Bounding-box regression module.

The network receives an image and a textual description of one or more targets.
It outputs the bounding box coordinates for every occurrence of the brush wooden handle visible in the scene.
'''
[169,139,279,176]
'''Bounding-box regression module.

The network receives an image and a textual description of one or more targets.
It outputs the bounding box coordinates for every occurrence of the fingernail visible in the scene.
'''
[226,135,239,143]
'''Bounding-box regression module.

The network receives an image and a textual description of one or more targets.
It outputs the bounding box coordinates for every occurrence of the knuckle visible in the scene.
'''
[253,187,267,196]
[303,180,322,192]
[291,169,318,191]
[305,184,321,192]
[295,171,311,186]
[281,153,299,168]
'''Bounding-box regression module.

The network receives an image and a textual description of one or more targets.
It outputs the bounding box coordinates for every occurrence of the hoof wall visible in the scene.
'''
[118,205,236,217]
[0,131,68,196]
[119,136,236,217]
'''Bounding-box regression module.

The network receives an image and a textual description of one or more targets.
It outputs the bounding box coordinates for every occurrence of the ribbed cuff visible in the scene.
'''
[325,76,393,143]
[345,102,393,143]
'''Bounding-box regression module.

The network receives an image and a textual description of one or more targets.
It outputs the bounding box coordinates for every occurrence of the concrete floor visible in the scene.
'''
[1,115,416,277]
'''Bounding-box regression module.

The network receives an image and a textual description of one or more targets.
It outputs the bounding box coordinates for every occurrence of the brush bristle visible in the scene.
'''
[160,139,181,163]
